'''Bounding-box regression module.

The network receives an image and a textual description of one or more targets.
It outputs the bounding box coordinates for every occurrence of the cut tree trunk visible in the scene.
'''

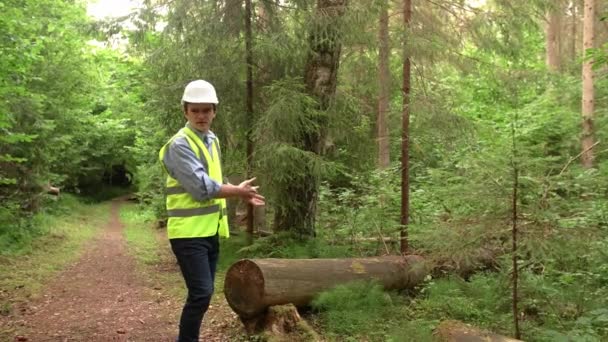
[223,255,427,320]
[45,185,60,196]
[433,247,499,279]
[333,237,498,278]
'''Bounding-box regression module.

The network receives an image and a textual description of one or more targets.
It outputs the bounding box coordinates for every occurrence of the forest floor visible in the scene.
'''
[1,197,244,342]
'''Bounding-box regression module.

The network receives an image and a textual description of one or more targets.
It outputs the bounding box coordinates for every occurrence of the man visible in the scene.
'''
[159,80,264,342]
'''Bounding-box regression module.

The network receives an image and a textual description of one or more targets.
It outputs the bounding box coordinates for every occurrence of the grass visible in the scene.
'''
[120,204,185,300]
[0,195,108,339]
[306,268,608,342]
[309,281,430,342]
[121,204,165,266]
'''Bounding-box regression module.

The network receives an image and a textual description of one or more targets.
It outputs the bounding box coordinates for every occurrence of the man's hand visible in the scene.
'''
[246,194,265,206]
[237,177,265,206]
[218,177,265,205]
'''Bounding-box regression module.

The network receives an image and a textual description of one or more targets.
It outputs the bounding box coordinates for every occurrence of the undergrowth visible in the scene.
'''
[0,194,85,255]
[310,281,410,341]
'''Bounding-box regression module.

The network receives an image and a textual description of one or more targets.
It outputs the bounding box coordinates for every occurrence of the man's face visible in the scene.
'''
[184,103,216,133]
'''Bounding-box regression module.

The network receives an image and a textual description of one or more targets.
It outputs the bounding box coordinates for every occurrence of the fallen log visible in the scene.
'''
[255,229,273,237]
[330,236,499,278]
[432,246,499,279]
[224,255,427,320]
[44,184,60,196]
[434,320,523,342]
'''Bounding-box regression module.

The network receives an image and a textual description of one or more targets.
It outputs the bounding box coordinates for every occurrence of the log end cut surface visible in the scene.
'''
[224,259,266,319]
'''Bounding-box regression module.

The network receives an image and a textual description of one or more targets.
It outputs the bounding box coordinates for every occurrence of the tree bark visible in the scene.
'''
[400,0,412,254]
[570,1,578,63]
[546,3,562,71]
[581,0,595,168]
[224,0,244,36]
[245,0,255,235]
[274,0,347,237]
[224,255,427,319]
[377,0,391,169]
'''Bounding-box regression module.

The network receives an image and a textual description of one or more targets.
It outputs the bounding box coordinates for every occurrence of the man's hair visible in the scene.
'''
[183,102,217,112]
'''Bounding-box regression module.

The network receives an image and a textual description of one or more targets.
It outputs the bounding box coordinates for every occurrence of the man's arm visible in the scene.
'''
[163,138,264,205]
[163,137,220,201]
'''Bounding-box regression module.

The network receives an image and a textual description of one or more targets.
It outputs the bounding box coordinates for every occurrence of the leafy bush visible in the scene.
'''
[0,194,83,255]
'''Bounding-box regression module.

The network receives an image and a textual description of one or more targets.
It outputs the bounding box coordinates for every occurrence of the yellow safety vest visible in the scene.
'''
[158,127,229,239]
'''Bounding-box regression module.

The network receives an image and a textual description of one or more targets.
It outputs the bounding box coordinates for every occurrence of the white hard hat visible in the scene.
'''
[182,80,219,104]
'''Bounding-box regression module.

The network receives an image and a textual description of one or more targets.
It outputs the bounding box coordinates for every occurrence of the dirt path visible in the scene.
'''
[7,199,242,342]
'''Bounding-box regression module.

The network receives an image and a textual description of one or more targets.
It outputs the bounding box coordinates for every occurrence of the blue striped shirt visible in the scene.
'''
[161,124,221,201]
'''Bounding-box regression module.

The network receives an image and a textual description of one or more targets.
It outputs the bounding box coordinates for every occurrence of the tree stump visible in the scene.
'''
[241,304,320,340]
[434,320,523,342]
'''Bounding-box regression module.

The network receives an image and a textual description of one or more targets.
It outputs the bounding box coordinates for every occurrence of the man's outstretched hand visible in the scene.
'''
[238,177,265,206]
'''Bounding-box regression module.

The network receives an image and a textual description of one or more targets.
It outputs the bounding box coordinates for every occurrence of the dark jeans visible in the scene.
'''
[170,234,219,342]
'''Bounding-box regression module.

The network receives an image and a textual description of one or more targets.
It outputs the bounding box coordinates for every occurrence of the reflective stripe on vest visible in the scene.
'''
[159,127,229,239]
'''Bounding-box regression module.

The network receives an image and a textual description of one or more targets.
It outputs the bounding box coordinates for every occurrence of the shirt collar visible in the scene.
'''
[185,123,216,142]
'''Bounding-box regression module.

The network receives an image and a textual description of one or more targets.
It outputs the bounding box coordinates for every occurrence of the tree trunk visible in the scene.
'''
[570,1,578,62]
[546,4,562,71]
[224,255,427,319]
[274,0,347,237]
[225,0,244,36]
[581,0,595,168]
[400,0,412,254]
[245,0,255,235]
[377,0,391,169]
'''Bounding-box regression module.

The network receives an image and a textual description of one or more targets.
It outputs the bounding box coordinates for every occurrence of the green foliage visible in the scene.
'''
[316,168,403,256]
[311,281,407,341]
[0,194,82,255]
[121,205,162,266]
[234,232,352,260]
[253,79,330,220]
[411,275,511,328]
[0,208,48,255]
[0,1,142,245]
[1,0,605,340]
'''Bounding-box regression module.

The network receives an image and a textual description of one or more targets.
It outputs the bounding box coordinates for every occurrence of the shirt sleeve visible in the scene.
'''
[162,137,221,201]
